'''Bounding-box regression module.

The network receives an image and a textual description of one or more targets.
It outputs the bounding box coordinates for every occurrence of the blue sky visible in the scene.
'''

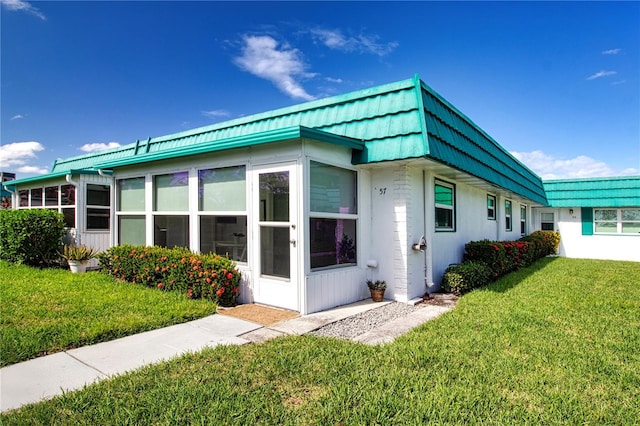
[1,1,639,180]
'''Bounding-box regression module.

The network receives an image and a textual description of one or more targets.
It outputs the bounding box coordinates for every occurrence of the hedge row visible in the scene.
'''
[98,245,240,306]
[442,230,561,296]
[0,209,66,267]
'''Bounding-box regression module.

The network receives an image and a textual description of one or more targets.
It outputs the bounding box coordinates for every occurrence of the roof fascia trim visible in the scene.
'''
[96,126,364,169]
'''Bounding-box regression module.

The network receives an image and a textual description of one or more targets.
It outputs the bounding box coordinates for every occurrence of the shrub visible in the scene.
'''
[523,230,560,257]
[98,245,241,306]
[0,209,66,267]
[441,261,492,296]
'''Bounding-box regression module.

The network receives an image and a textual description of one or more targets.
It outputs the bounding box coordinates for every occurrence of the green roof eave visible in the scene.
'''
[95,126,364,169]
[1,169,111,189]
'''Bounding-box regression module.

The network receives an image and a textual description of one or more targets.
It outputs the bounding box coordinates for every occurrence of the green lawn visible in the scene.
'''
[0,261,217,367]
[3,257,639,424]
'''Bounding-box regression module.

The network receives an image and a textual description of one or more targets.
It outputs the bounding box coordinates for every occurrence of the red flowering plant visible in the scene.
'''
[98,245,240,306]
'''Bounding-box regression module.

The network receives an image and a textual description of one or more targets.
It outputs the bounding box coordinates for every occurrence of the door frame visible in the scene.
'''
[251,162,300,311]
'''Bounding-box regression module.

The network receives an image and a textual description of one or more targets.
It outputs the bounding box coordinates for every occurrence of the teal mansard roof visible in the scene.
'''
[5,75,547,205]
[543,176,640,207]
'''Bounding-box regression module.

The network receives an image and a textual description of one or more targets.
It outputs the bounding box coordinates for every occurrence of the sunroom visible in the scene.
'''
[94,126,369,314]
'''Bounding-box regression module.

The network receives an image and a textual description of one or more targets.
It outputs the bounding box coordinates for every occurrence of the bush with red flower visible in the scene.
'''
[97,245,240,306]
[443,231,560,295]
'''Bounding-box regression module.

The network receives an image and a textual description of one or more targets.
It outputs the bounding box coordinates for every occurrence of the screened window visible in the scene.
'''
[200,216,247,262]
[119,215,146,245]
[541,212,555,231]
[435,180,455,231]
[19,190,28,207]
[310,161,357,214]
[117,178,145,211]
[45,186,58,206]
[154,215,189,248]
[199,166,246,212]
[520,205,527,235]
[18,184,76,227]
[487,195,496,220]
[505,200,512,231]
[86,184,110,230]
[154,172,188,211]
[61,185,75,206]
[594,208,640,234]
[198,166,247,262]
[309,162,358,269]
[30,188,42,206]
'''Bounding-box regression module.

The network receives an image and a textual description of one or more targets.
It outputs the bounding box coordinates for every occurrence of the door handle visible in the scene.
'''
[290,239,296,247]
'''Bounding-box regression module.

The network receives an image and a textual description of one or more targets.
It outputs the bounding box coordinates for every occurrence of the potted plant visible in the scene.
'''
[366,279,387,302]
[61,244,99,273]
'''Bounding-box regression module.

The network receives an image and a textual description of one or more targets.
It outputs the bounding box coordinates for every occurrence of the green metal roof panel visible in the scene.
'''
[544,176,640,207]
[41,75,546,205]
[52,78,425,173]
[96,126,364,169]
[419,81,547,205]
[2,169,108,188]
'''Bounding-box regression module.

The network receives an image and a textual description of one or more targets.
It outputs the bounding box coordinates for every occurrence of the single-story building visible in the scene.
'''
[3,75,637,313]
[533,176,640,262]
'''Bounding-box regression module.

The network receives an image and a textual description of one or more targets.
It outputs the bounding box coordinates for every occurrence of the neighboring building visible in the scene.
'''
[4,75,631,314]
[1,172,16,209]
[534,176,640,262]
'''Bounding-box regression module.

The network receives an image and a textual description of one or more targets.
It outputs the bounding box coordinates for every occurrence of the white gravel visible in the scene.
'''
[310,302,425,340]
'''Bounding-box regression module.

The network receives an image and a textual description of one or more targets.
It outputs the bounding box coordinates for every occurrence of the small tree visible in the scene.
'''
[0,209,66,267]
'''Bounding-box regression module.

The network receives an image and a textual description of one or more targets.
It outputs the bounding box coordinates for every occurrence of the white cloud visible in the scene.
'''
[10,114,24,120]
[16,165,48,174]
[234,35,316,101]
[0,141,45,168]
[80,142,121,153]
[0,0,45,20]
[310,28,398,57]
[511,150,639,179]
[586,70,617,80]
[602,48,621,55]
[202,110,231,119]
[325,77,343,84]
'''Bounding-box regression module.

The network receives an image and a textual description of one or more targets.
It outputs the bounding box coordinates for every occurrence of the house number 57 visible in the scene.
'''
[379,187,387,195]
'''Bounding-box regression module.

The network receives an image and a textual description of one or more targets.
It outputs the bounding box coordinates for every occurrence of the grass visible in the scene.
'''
[2,257,640,424]
[0,261,217,367]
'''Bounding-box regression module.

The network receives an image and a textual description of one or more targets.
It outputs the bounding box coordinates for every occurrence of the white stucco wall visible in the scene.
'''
[539,207,640,262]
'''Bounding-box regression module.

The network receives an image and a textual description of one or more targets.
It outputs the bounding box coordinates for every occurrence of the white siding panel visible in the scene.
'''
[305,267,368,314]
[237,266,254,305]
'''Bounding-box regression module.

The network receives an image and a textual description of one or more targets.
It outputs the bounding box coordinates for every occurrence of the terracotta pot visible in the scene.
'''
[370,289,385,302]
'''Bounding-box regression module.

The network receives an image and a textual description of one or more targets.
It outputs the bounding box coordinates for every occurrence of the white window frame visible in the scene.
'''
[594,208,640,235]
[198,165,248,263]
[520,204,527,235]
[435,179,455,232]
[505,199,512,231]
[487,194,496,220]
[308,160,358,270]
[86,183,111,231]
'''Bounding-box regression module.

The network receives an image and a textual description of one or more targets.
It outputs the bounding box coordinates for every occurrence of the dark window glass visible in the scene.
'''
[30,188,42,206]
[62,208,75,228]
[45,186,58,206]
[310,218,357,269]
[87,184,110,206]
[61,185,75,205]
[87,208,110,230]
[200,216,247,262]
[154,215,189,248]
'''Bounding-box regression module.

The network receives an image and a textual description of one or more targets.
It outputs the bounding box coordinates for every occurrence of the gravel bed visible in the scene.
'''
[310,302,425,340]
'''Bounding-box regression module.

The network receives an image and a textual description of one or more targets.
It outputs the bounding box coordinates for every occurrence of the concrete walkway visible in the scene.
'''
[1,299,453,413]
